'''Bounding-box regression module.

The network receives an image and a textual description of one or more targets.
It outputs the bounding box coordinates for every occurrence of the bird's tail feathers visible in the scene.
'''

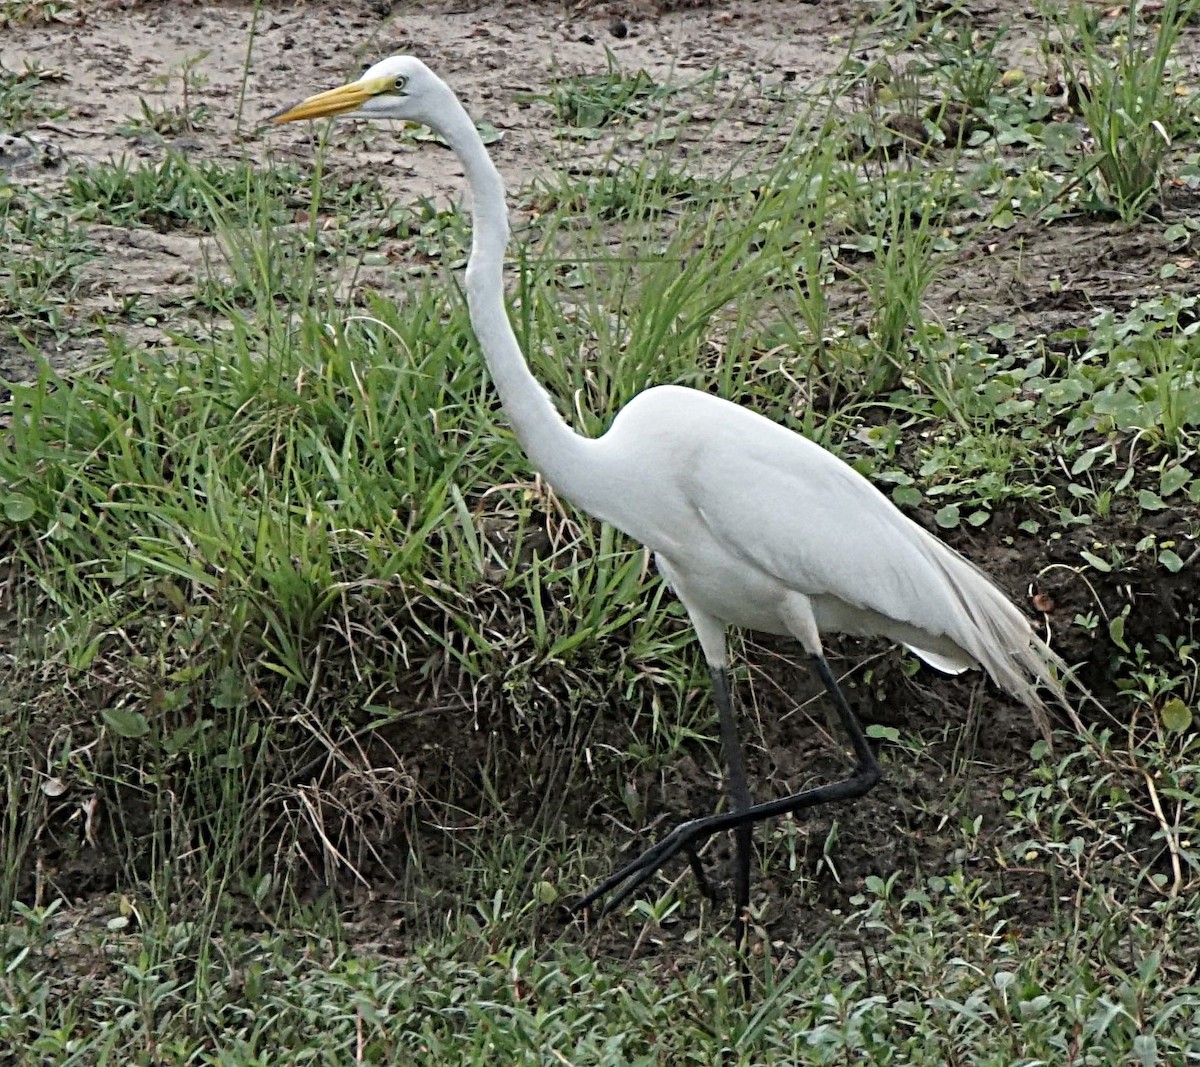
[905,644,972,675]
[922,536,1092,735]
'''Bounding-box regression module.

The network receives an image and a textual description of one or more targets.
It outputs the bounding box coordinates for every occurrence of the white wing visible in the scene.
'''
[597,387,1067,712]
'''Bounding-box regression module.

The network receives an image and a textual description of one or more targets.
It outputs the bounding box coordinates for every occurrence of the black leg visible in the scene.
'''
[574,653,881,920]
[712,665,753,998]
[684,843,716,901]
[710,666,753,952]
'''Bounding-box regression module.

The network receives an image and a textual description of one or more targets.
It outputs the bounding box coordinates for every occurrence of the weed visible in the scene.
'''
[926,23,1006,110]
[1081,294,1200,454]
[117,97,210,139]
[531,158,723,223]
[0,193,95,336]
[0,0,78,29]
[118,52,213,139]
[62,153,386,233]
[1056,0,1198,219]
[524,52,692,130]
[0,59,66,131]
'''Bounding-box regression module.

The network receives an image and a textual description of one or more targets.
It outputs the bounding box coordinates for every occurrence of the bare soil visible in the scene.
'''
[3,0,1196,966]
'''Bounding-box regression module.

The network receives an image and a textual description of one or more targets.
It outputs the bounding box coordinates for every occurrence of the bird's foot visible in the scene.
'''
[573,814,718,919]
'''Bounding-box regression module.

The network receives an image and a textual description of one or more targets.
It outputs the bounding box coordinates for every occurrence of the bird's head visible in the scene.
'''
[271,55,446,128]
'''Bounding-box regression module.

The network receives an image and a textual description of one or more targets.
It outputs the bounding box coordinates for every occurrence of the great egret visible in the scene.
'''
[272,57,1072,948]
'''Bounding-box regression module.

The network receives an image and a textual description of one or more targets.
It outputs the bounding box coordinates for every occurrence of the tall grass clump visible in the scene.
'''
[1057,0,1198,220]
[0,119,858,909]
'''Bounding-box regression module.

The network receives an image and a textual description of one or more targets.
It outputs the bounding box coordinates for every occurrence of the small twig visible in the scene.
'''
[296,788,370,889]
[1139,767,1184,896]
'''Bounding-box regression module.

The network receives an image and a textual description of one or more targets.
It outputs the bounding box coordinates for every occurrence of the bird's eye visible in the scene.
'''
[393,75,407,93]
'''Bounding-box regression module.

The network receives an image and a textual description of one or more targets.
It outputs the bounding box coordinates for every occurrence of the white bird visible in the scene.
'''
[272,56,1072,949]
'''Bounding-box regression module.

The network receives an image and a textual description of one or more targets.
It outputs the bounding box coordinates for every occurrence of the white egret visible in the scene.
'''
[272,57,1073,949]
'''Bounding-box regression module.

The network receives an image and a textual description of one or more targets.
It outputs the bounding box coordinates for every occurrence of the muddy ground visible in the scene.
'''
[2,0,1197,963]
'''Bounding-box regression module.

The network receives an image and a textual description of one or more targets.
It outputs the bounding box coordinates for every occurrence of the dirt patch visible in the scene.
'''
[2,0,858,379]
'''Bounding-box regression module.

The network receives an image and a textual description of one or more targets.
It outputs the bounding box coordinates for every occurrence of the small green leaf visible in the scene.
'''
[987,321,1016,340]
[1133,1034,1157,1067]
[47,513,77,542]
[534,880,559,905]
[1160,698,1192,734]
[1042,377,1087,405]
[1080,550,1112,573]
[934,503,960,529]
[966,510,990,527]
[866,724,901,742]
[476,122,505,146]
[3,494,36,523]
[1164,222,1191,246]
[1109,612,1129,653]
[1093,391,1146,431]
[1159,548,1183,573]
[1138,489,1166,511]
[101,707,150,739]
[1070,451,1096,475]
[252,874,273,905]
[1160,464,1191,497]
[891,485,923,508]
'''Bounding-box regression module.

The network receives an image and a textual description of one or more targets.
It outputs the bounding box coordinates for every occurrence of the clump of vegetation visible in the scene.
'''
[0,59,65,131]
[523,53,681,128]
[63,153,387,233]
[1056,0,1199,220]
[0,195,95,336]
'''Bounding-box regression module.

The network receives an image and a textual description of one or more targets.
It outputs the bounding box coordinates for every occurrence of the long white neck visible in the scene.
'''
[435,92,597,503]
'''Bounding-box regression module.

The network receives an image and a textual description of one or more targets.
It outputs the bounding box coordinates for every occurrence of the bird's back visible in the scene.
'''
[586,385,1066,712]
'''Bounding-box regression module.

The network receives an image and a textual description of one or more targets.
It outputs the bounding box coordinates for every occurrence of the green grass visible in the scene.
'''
[0,58,65,131]
[0,191,96,336]
[62,153,388,233]
[520,51,707,131]
[0,0,78,27]
[1055,0,1200,220]
[2,870,1197,1064]
[2,13,1200,1063]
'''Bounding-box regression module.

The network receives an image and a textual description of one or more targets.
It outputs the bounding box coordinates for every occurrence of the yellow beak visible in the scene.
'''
[271,80,374,124]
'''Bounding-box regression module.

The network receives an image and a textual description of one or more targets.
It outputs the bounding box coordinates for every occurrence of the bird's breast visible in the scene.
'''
[653,547,795,638]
